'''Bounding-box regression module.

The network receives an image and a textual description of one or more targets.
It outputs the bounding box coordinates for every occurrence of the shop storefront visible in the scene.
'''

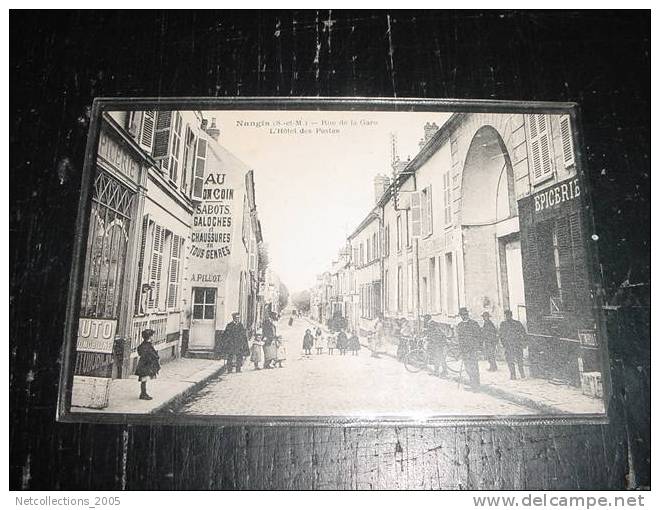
[519,176,600,387]
[72,117,148,406]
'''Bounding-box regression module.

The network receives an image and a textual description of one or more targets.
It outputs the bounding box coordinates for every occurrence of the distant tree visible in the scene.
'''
[278,282,289,311]
[291,290,311,313]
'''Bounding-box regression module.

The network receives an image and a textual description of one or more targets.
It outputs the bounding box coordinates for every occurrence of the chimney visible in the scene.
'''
[418,121,440,149]
[206,117,220,141]
[374,173,391,204]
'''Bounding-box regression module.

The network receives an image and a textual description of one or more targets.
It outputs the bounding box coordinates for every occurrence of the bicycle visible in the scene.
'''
[404,336,464,375]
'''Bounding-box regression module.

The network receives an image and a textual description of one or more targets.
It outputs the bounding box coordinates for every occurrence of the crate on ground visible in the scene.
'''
[580,371,603,399]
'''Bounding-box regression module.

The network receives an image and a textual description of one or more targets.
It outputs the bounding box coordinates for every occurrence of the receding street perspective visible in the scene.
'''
[68,107,606,419]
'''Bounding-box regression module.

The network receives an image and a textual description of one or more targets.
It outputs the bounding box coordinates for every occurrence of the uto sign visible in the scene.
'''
[77,318,117,353]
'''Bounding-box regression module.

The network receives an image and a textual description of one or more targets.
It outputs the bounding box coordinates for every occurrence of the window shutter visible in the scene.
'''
[167,234,181,309]
[560,115,575,167]
[152,111,172,174]
[169,113,183,185]
[134,214,150,315]
[528,114,553,183]
[192,138,207,201]
[148,224,164,310]
[411,191,421,237]
[427,186,433,235]
[127,111,140,139]
[138,111,156,153]
[443,173,451,225]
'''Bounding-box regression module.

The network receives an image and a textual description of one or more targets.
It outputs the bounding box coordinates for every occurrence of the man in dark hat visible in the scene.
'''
[481,311,498,372]
[455,307,482,389]
[499,310,528,380]
[223,312,250,373]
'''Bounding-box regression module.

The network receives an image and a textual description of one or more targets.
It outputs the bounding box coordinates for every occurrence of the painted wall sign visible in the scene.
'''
[97,131,140,182]
[191,172,236,260]
[190,273,224,283]
[77,318,117,353]
[533,177,580,213]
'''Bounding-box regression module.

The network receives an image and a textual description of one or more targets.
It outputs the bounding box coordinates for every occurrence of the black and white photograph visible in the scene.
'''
[60,101,608,422]
[11,9,650,492]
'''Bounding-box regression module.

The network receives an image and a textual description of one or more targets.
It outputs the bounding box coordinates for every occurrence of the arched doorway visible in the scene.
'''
[460,126,526,323]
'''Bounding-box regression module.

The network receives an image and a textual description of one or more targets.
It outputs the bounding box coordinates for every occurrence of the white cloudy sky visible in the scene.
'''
[203,109,451,293]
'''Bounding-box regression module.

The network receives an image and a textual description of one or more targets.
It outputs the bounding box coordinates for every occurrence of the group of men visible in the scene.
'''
[423,307,529,390]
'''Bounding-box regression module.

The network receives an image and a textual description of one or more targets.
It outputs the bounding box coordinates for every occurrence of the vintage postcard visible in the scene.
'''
[58,98,609,424]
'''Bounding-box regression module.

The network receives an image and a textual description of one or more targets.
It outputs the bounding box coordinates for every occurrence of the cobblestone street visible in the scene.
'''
[178,318,536,417]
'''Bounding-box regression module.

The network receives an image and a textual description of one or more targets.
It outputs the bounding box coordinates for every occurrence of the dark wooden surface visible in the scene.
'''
[10,10,650,490]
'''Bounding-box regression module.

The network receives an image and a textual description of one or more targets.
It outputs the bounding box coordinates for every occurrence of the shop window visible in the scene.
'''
[80,172,134,319]
[527,114,554,184]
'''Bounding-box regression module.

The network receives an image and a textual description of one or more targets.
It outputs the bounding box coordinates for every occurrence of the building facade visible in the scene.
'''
[315,111,599,390]
[74,110,265,391]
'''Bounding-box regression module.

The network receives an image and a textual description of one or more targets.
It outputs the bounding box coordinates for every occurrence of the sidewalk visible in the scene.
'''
[72,357,226,414]
[279,316,603,414]
[365,338,604,414]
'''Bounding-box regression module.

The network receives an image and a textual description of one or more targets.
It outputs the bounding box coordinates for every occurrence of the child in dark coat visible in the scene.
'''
[337,329,348,356]
[303,329,314,355]
[348,332,361,355]
[135,329,161,400]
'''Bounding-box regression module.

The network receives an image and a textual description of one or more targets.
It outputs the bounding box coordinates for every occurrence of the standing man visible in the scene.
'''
[481,311,498,372]
[499,310,528,380]
[370,314,385,358]
[223,312,250,373]
[455,307,482,389]
[423,315,448,377]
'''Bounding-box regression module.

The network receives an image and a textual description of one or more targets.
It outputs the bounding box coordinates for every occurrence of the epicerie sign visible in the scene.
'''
[97,131,140,181]
[77,318,117,353]
[533,177,581,213]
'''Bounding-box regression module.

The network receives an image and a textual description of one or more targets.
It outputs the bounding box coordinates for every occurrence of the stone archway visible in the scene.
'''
[460,125,525,322]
